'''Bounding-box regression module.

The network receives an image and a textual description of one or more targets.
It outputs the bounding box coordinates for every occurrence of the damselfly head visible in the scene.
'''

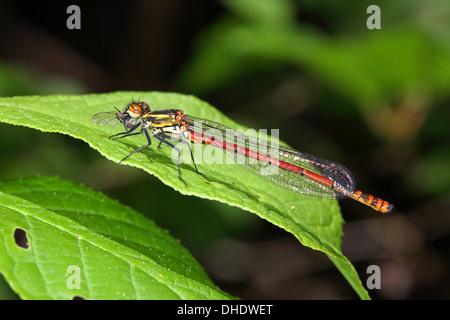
[126,101,150,119]
[92,101,151,127]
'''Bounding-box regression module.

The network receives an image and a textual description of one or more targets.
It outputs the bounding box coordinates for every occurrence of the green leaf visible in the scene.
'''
[0,92,370,299]
[0,176,233,299]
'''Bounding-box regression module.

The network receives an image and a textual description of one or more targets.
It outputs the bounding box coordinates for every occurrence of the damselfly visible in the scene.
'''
[92,101,394,213]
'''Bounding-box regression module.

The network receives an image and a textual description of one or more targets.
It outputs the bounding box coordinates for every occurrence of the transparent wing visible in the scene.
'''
[184,115,356,199]
[91,111,119,126]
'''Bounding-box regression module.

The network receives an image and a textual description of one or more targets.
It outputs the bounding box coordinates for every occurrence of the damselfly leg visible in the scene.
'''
[153,132,206,186]
[108,122,142,141]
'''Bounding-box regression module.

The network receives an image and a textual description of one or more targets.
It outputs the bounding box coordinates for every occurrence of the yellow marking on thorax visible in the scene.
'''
[144,113,179,128]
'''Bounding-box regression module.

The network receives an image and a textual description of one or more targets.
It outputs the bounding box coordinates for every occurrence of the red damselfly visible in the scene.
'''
[92,101,394,213]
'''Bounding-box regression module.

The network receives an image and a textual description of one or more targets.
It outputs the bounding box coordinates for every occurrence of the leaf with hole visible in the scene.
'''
[0,92,370,299]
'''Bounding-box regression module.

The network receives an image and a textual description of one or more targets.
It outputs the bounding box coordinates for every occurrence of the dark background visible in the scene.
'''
[0,0,449,299]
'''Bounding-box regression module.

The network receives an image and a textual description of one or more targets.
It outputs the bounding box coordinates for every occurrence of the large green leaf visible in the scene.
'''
[0,176,233,299]
[0,92,370,299]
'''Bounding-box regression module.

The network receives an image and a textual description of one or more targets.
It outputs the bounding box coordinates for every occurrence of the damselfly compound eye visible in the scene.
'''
[127,103,143,118]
